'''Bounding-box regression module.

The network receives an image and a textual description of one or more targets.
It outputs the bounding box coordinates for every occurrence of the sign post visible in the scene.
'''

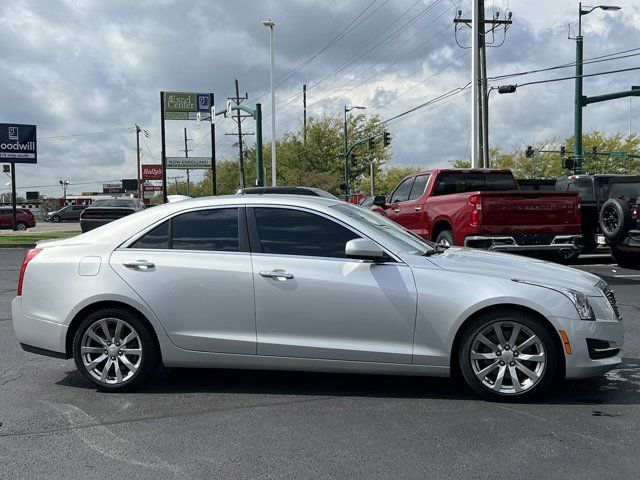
[160,92,168,203]
[0,123,37,230]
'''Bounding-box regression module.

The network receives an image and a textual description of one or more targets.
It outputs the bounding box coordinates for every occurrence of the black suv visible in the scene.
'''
[599,193,640,268]
[555,174,640,254]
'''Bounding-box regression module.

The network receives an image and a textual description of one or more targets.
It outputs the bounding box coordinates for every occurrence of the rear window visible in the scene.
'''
[608,182,640,202]
[433,172,517,196]
[566,179,595,201]
[91,199,135,208]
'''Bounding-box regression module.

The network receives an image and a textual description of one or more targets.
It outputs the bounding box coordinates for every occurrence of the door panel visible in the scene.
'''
[111,249,256,354]
[252,255,417,363]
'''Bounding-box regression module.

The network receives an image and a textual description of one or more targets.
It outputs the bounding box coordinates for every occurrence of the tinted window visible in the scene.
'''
[390,177,415,203]
[567,179,595,201]
[609,182,640,202]
[172,208,238,251]
[91,199,135,208]
[408,174,430,200]
[131,221,170,249]
[255,208,359,258]
[434,172,517,195]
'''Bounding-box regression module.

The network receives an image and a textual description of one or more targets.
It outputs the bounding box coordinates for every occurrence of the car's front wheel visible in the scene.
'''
[73,308,159,392]
[459,310,559,402]
[51,215,61,223]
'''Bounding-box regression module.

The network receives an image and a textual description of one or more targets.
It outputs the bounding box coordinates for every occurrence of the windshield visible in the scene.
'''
[91,199,136,208]
[331,203,434,255]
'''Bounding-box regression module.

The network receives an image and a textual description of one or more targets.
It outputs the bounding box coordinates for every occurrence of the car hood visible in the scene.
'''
[418,247,603,296]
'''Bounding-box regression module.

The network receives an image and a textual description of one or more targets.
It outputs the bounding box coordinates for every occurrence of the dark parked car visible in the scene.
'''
[556,174,640,255]
[236,186,337,198]
[80,198,145,233]
[0,208,36,230]
[46,205,87,223]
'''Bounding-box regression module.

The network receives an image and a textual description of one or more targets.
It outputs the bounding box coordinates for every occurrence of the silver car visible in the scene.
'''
[12,195,623,401]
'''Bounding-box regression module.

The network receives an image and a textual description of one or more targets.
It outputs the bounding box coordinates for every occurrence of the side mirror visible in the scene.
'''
[372,195,388,209]
[345,239,387,262]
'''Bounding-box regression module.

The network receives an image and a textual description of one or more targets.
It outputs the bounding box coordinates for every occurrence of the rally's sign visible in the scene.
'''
[0,124,37,163]
[141,164,163,180]
[166,157,211,169]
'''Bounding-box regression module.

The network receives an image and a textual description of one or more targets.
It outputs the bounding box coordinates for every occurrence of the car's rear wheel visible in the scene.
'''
[459,310,559,402]
[16,222,27,231]
[435,230,455,247]
[611,246,640,269]
[73,308,159,392]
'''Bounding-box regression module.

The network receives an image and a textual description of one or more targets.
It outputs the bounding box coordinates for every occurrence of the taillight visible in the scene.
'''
[469,194,483,226]
[17,248,41,296]
[633,205,639,221]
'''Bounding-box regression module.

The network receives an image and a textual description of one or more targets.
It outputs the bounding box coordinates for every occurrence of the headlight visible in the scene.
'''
[512,279,595,321]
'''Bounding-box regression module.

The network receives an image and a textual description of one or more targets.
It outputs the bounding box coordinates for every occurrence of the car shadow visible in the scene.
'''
[56,357,640,406]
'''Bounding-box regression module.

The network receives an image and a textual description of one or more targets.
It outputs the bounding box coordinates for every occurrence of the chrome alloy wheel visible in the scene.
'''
[470,321,546,395]
[80,318,143,384]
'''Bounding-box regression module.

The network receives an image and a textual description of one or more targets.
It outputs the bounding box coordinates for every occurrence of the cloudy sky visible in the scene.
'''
[1,0,639,197]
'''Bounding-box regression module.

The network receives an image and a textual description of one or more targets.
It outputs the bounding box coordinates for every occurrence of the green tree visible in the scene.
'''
[353,165,420,195]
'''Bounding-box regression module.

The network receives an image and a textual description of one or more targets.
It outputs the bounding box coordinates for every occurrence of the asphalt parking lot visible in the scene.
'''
[0,249,638,479]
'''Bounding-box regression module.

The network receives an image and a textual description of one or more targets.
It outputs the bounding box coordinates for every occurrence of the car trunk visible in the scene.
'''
[81,208,136,221]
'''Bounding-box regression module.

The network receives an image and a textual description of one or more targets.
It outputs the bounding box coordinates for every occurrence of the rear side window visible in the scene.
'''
[131,221,170,249]
[254,208,359,258]
[130,208,239,251]
[408,174,430,200]
[172,209,238,251]
[390,177,415,203]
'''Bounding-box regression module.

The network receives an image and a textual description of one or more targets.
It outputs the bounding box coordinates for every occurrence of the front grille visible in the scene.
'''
[603,287,621,320]
[586,338,620,360]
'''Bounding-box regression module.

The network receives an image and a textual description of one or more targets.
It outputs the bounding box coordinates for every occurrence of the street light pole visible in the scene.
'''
[262,20,276,186]
[573,3,621,173]
[343,105,366,199]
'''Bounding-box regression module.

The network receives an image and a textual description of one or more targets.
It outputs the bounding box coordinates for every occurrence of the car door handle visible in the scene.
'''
[123,260,155,270]
[393,208,400,213]
[259,270,294,280]
[414,206,421,211]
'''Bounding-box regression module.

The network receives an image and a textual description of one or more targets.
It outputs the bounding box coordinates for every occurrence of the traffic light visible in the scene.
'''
[525,146,534,158]
[562,157,575,170]
[383,132,391,147]
[349,153,356,166]
[592,146,597,156]
[368,138,375,150]
[560,146,566,157]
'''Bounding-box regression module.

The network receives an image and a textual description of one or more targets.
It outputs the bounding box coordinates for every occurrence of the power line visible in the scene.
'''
[39,127,135,141]
[514,65,640,88]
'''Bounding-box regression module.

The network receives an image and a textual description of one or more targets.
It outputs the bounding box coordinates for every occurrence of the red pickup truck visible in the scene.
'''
[371,169,582,257]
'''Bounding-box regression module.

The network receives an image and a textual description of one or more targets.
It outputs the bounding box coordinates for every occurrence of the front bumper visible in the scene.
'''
[12,297,68,358]
[552,314,623,379]
[464,234,581,252]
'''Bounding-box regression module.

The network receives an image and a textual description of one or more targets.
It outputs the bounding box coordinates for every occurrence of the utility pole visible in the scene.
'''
[454,4,513,168]
[303,84,307,144]
[183,127,190,196]
[135,124,141,200]
[227,79,251,189]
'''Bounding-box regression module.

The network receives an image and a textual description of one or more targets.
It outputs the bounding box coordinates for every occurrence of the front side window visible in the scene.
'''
[254,208,359,258]
[172,208,238,251]
[390,177,415,203]
[408,174,430,200]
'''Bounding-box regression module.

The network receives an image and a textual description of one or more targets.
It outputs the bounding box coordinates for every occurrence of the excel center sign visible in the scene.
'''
[163,92,211,120]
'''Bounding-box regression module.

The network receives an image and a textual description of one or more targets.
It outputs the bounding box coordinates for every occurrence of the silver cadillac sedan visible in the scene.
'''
[13,195,623,401]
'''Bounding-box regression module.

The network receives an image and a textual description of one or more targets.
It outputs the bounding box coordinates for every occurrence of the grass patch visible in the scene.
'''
[0,231,79,245]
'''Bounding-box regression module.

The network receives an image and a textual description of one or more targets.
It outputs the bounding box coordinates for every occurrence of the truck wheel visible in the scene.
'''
[599,199,631,242]
[611,246,640,269]
[435,230,455,247]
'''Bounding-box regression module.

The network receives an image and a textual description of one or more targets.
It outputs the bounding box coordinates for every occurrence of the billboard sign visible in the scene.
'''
[0,123,37,163]
[141,164,163,180]
[103,183,124,194]
[122,179,138,191]
[166,156,211,169]
[164,92,210,113]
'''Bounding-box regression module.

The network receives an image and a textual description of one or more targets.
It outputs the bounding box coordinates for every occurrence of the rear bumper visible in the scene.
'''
[464,234,581,252]
[79,218,111,232]
[11,296,68,358]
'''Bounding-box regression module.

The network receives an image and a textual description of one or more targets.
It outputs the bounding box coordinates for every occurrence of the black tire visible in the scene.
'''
[51,215,61,223]
[15,222,27,231]
[610,245,640,269]
[435,230,455,247]
[73,308,159,392]
[599,199,632,242]
[458,309,559,402]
